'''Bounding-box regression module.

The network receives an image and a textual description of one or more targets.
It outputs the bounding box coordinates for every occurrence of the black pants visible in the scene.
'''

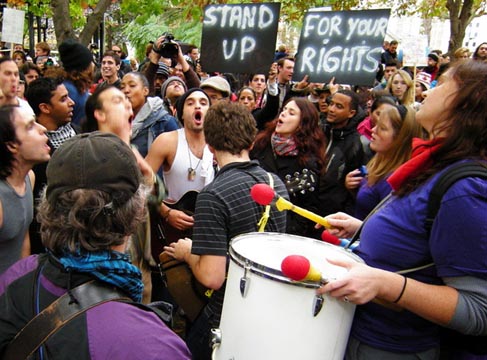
[186,310,212,360]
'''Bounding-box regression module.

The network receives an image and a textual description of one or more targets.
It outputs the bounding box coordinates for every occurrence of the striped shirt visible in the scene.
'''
[191,160,287,326]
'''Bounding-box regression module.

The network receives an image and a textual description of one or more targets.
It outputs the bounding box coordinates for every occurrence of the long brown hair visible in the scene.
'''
[396,60,487,196]
[367,104,422,186]
[253,97,327,172]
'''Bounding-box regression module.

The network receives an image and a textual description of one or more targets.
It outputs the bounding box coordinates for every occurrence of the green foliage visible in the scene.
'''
[22,0,52,17]
[120,0,364,60]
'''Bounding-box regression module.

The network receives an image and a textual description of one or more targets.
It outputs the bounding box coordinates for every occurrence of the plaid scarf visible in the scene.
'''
[58,249,143,302]
[47,123,76,149]
[271,132,298,156]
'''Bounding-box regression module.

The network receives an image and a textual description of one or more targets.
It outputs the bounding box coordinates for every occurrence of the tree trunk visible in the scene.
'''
[447,0,474,54]
[79,0,113,46]
[51,0,75,44]
[50,0,112,46]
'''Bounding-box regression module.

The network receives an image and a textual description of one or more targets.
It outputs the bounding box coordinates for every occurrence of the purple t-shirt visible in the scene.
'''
[352,165,487,353]
[0,255,192,359]
[355,177,392,220]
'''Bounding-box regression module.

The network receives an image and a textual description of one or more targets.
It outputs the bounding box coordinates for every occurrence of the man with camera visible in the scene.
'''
[144,34,200,98]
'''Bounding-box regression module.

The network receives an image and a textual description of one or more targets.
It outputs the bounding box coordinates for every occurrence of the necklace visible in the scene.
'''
[187,145,202,181]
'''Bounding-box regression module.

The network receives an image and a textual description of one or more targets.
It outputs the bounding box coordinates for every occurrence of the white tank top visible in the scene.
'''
[163,129,214,201]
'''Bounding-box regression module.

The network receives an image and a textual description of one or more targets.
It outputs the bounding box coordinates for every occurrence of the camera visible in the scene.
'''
[153,33,179,59]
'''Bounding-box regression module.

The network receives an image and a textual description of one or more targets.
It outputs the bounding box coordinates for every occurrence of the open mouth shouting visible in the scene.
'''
[194,110,203,125]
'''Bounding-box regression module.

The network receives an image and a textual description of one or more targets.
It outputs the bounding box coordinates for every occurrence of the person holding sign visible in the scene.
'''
[275,57,310,111]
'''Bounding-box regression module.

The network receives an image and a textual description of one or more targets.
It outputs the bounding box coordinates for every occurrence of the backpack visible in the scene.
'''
[425,161,487,356]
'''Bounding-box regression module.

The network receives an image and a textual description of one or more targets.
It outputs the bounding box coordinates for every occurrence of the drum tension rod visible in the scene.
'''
[240,261,251,297]
[313,295,324,317]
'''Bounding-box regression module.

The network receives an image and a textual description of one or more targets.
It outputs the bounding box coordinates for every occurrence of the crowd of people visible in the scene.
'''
[0,33,486,360]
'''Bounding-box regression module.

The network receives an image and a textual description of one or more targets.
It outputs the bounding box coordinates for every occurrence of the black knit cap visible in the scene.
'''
[175,88,211,124]
[46,132,141,206]
[58,39,93,72]
[428,53,439,63]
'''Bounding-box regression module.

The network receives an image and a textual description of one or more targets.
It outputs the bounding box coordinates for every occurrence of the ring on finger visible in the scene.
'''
[343,296,350,303]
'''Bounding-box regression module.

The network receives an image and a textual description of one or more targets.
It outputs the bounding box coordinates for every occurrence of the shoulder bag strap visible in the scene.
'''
[3,280,131,360]
[345,193,393,249]
[425,161,487,234]
[257,172,274,232]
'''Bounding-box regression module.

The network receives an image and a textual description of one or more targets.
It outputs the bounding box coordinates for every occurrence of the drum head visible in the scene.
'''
[229,232,363,287]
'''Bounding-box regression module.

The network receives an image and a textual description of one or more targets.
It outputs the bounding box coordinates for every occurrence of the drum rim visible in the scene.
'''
[228,232,362,289]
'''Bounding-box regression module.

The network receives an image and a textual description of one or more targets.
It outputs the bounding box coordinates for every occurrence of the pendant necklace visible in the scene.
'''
[187,145,202,181]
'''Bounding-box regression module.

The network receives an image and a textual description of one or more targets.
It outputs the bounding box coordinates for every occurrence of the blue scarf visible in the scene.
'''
[58,249,143,303]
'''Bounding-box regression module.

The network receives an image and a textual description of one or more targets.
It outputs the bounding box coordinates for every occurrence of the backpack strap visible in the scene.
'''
[3,280,131,360]
[425,161,487,235]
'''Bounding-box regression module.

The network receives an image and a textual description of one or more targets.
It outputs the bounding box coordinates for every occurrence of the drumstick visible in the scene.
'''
[281,255,326,283]
[321,231,358,250]
[250,183,331,228]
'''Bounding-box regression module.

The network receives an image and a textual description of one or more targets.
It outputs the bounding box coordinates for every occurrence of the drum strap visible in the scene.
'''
[257,173,274,232]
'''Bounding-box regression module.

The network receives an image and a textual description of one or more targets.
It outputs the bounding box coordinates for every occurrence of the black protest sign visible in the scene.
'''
[200,3,281,74]
[294,9,391,86]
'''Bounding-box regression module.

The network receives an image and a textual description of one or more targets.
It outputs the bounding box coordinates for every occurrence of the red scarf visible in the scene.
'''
[387,137,444,191]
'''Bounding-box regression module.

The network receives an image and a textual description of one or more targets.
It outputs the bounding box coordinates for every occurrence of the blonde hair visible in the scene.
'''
[386,69,415,106]
[366,104,423,186]
[453,47,470,60]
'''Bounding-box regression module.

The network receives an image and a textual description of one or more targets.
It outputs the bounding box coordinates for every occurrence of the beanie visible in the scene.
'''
[59,39,93,72]
[427,53,439,63]
[416,71,432,90]
[160,76,187,99]
[156,61,170,77]
[175,88,210,124]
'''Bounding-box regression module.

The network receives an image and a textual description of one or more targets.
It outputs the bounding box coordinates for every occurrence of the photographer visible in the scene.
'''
[144,34,200,97]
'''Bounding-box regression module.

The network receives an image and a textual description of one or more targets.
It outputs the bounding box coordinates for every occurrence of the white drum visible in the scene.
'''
[212,232,363,360]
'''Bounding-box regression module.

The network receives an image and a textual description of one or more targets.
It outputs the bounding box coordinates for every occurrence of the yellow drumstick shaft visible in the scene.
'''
[275,197,330,229]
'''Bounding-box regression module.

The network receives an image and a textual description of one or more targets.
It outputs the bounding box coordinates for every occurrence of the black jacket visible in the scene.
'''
[320,109,366,215]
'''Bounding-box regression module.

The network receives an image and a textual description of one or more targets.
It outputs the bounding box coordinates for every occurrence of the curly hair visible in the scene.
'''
[63,64,94,94]
[396,60,487,196]
[204,101,257,155]
[253,97,327,173]
[37,186,148,255]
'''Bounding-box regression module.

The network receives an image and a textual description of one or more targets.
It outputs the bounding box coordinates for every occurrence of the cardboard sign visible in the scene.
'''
[294,9,391,86]
[1,8,25,45]
[200,3,281,74]
[402,35,428,67]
